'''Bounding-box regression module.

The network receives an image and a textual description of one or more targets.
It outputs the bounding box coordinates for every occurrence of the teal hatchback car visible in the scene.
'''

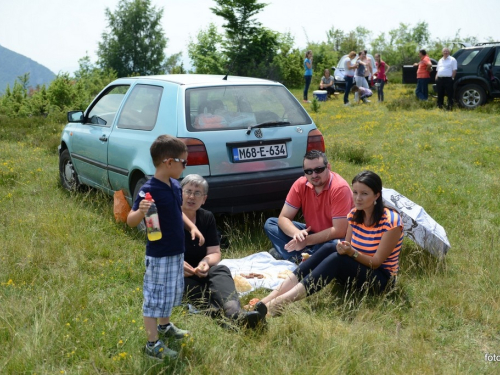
[59,74,325,213]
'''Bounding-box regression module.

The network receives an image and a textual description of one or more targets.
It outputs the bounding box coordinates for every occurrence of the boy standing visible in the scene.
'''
[127,135,204,360]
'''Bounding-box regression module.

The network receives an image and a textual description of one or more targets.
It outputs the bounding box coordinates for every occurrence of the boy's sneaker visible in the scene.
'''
[158,323,190,339]
[144,340,177,360]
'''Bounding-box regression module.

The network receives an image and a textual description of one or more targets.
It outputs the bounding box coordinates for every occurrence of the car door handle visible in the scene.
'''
[99,135,108,142]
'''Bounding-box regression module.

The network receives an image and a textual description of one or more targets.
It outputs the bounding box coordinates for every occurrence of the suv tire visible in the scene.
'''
[457,84,486,109]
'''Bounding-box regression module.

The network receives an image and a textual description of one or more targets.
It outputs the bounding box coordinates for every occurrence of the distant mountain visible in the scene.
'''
[0,45,56,94]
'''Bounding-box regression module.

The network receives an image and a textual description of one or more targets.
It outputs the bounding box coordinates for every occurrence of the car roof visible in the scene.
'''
[114,74,278,86]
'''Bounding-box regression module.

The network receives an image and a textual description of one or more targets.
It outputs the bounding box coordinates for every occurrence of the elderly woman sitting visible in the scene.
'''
[181,174,266,328]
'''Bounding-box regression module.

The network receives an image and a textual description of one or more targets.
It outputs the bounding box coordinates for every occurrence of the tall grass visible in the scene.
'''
[1,85,500,374]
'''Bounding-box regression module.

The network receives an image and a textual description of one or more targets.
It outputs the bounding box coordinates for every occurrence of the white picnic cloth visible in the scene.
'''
[219,251,298,293]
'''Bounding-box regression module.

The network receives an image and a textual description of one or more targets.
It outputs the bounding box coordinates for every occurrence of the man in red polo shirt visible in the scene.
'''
[264,150,354,262]
[414,49,432,100]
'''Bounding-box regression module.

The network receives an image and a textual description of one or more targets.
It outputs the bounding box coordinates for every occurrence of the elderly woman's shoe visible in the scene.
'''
[254,301,268,317]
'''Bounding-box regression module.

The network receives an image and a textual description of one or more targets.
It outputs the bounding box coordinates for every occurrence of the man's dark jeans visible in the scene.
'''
[344,76,354,104]
[415,78,430,100]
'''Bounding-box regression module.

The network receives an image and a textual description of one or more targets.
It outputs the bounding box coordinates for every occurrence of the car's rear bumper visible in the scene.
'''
[333,80,347,92]
[202,167,303,213]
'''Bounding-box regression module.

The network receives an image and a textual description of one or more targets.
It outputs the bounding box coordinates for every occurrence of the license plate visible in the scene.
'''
[233,144,287,162]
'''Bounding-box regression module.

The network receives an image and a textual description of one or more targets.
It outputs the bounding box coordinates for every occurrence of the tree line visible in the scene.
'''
[0,0,487,119]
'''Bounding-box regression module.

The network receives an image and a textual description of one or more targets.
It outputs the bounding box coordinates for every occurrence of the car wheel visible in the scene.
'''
[59,149,80,191]
[132,176,148,202]
[457,84,486,109]
[132,176,148,232]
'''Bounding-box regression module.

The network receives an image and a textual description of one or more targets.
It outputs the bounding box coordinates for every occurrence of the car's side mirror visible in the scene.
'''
[67,111,84,123]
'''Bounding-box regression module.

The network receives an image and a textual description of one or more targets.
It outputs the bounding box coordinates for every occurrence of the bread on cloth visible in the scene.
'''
[233,274,252,292]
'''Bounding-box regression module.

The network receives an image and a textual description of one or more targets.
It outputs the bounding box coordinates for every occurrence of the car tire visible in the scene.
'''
[59,149,80,191]
[457,84,486,109]
[132,176,148,232]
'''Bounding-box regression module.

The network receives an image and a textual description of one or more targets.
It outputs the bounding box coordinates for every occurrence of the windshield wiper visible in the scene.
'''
[246,121,291,135]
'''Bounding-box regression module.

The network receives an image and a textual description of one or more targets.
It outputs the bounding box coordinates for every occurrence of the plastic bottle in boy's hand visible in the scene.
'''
[144,192,162,241]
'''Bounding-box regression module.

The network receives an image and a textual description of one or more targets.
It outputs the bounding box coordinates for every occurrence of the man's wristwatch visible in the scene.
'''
[351,250,359,259]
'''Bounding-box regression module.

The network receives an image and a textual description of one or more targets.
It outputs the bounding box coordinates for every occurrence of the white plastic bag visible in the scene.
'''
[382,188,451,257]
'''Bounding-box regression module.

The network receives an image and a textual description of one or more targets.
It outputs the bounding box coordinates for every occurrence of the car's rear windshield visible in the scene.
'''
[185,85,311,131]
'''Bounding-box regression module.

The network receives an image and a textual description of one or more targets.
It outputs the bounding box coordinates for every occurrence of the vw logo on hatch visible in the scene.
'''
[296,127,303,133]
[254,129,263,138]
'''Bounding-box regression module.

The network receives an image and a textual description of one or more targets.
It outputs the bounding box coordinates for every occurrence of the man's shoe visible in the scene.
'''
[158,323,190,340]
[144,340,177,360]
[268,247,283,260]
[238,310,266,329]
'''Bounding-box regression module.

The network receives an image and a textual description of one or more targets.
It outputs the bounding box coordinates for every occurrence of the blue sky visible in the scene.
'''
[0,0,498,74]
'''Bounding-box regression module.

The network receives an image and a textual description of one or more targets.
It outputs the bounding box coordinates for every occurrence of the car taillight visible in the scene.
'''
[307,129,325,152]
[179,138,209,166]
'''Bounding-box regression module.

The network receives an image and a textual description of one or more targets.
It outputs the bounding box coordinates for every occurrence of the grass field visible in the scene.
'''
[1,84,500,374]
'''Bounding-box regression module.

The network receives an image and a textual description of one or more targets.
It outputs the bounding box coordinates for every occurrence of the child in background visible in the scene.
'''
[127,134,204,360]
[351,85,373,103]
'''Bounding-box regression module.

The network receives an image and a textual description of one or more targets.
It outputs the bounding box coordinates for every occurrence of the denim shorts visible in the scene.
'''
[143,254,184,318]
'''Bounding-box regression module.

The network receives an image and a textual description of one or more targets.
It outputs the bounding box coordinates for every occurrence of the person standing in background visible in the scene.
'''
[354,51,369,90]
[364,50,373,87]
[435,48,457,110]
[354,51,369,103]
[414,49,432,100]
[344,51,358,106]
[303,50,313,103]
[374,54,390,102]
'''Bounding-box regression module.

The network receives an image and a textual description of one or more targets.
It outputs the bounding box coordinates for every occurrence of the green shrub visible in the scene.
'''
[310,97,321,113]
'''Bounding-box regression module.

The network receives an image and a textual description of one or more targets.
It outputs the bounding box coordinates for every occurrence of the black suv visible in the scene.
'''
[434,42,500,109]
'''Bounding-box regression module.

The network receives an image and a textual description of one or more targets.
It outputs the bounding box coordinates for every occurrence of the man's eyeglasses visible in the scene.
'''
[303,166,327,175]
[163,158,187,168]
[182,189,205,198]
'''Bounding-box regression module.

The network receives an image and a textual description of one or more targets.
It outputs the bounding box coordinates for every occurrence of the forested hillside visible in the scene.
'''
[0,45,55,93]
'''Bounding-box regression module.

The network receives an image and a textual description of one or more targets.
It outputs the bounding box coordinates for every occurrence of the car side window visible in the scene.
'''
[86,86,129,126]
[117,84,163,130]
[457,49,480,66]
[494,49,500,67]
